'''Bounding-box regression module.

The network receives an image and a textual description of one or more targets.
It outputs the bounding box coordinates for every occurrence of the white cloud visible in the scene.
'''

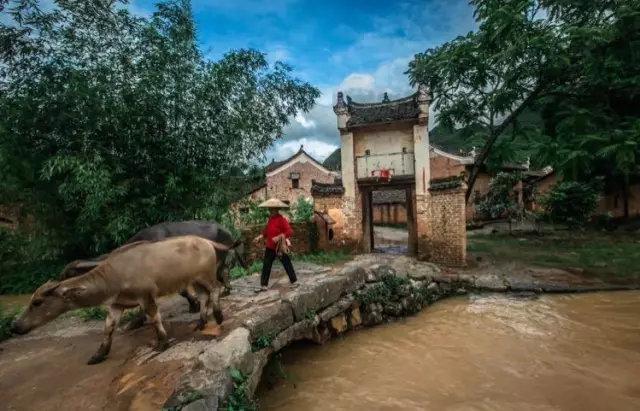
[294,113,316,129]
[339,73,375,93]
[267,45,290,63]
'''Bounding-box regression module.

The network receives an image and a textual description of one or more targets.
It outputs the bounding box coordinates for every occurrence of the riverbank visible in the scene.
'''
[0,255,638,410]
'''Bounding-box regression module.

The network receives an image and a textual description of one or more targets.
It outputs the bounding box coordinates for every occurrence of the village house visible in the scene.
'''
[245,146,339,205]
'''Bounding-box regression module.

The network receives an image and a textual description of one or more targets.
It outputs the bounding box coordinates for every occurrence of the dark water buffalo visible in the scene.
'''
[60,221,245,312]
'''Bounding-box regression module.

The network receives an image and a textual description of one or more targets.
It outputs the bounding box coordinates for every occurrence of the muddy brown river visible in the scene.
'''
[259,292,640,411]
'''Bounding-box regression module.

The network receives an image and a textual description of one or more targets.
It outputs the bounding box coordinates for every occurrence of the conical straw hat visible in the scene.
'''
[258,198,290,208]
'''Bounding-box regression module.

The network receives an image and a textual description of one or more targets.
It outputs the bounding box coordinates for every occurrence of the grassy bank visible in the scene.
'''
[467,231,640,278]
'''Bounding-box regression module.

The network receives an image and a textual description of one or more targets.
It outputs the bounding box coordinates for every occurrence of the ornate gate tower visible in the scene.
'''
[333,85,466,266]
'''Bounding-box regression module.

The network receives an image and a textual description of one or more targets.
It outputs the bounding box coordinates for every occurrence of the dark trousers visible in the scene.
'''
[261,248,297,286]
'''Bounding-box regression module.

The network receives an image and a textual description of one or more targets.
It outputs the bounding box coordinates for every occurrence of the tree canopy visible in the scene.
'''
[0,0,319,256]
[408,0,640,210]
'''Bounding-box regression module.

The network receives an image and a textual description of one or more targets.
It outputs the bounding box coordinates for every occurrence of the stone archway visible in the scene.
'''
[359,180,417,255]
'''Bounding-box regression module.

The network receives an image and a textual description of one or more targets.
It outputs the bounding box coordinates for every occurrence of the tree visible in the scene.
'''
[533,1,640,218]
[408,0,561,202]
[475,172,523,227]
[0,0,319,256]
[408,0,640,206]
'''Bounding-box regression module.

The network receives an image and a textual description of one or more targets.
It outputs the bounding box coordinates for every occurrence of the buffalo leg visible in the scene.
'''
[212,287,223,325]
[143,295,169,351]
[180,289,200,313]
[194,284,212,331]
[217,255,232,297]
[88,305,123,365]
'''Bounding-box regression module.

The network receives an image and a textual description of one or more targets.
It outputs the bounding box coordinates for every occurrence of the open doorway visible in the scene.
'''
[371,188,409,254]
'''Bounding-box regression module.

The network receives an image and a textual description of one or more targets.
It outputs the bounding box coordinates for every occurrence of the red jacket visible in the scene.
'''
[263,213,293,250]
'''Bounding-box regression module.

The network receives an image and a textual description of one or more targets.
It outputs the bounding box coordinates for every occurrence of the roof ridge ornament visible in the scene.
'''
[417,84,431,103]
[382,92,390,102]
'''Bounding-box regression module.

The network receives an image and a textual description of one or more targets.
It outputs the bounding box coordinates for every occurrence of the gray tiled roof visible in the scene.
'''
[346,94,420,128]
[311,179,344,196]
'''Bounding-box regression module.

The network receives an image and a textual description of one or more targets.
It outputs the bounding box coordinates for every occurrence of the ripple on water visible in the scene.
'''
[258,291,640,411]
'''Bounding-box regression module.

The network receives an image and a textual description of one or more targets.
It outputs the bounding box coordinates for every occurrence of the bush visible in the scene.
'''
[0,227,66,294]
[0,305,19,342]
[226,368,257,411]
[475,172,522,220]
[290,196,314,223]
[541,182,598,226]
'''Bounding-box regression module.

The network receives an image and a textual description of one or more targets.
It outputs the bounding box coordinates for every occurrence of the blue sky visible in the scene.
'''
[17,0,478,162]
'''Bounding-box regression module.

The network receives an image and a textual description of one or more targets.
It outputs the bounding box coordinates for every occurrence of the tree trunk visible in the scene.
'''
[465,87,544,203]
[622,174,630,219]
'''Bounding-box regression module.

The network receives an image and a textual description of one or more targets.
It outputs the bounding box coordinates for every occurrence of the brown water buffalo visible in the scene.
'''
[60,221,245,311]
[12,236,227,364]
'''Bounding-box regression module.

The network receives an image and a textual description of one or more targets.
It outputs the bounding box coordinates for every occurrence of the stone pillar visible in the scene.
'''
[340,132,356,198]
[414,84,432,260]
[425,180,467,266]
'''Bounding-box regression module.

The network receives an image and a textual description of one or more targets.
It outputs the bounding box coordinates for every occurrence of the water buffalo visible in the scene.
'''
[12,236,227,364]
[60,221,245,311]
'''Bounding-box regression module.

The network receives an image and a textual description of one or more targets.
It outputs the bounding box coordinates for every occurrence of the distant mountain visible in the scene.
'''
[323,147,342,171]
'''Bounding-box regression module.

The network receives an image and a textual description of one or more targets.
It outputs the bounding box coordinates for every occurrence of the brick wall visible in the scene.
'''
[430,153,466,180]
[425,186,467,266]
[266,160,335,204]
[241,222,314,264]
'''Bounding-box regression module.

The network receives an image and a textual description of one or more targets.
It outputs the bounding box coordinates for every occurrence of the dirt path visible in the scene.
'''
[0,262,332,411]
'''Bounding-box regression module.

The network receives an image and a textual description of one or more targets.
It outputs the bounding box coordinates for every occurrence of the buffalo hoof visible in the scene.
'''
[194,319,206,331]
[87,354,107,365]
[214,310,224,325]
[221,287,232,297]
[155,339,170,352]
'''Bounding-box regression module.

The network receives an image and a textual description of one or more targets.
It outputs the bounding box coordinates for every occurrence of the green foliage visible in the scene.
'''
[0,227,66,294]
[237,200,271,227]
[475,172,522,220]
[355,274,412,306]
[295,250,351,265]
[0,305,19,342]
[408,0,640,201]
[75,307,108,322]
[229,261,263,280]
[540,182,599,226]
[0,0,319,258]
[303,309,317,320]
[290,197,314,223]
[251,332,275,352]
[226,368,257,411]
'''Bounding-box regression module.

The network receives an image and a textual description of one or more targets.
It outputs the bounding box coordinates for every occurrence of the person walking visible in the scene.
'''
[254,198,298,292]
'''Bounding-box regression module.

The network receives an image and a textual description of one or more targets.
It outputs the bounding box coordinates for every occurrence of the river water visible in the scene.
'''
[259,292,640,411]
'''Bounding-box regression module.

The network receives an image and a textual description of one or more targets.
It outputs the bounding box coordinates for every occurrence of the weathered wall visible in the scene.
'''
[372,204,407,224]
[427,186,467,266]
[353,124,414,157]
[429,153,466,180]
[264,160,335,204]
